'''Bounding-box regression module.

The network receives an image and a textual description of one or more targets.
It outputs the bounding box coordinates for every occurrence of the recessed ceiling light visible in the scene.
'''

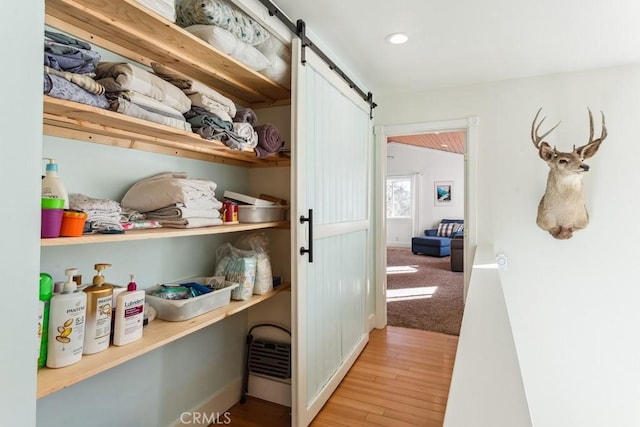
[386,32,408,44]
[440,144,448,147]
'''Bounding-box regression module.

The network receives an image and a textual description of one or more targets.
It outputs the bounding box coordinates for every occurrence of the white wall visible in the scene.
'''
[0,0,42,425]
[386,143,464,246]
[376,63,640,427]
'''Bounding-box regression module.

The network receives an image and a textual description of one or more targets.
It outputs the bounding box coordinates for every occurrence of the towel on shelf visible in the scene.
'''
[145,205,221,220]
[150,62,236,117]
[184,105,233,131]
[120,91,187,121]
[253,124,284,158]
[44,72,109,109]
[233,108,257,126]
[107,95,192,132]
[69,193,123,234]
[233,122,258,148]
[156,217,223,228]
[188,93,233,122]
[121,172,222,213]
[44,66,104,95]
[95,62,191,113]
[134,0,176,22]
[193,126,250,151]
[44,33,101,74]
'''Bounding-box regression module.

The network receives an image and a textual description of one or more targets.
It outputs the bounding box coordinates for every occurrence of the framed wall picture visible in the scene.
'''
[434,181,453,206]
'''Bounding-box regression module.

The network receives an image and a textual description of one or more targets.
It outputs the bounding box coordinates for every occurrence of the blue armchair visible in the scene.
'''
[411,219,464,257]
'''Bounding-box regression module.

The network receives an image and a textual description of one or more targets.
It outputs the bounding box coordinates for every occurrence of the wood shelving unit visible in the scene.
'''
[37,283,291,398]
[39,0,294,403]
[43,0,293,167]
[45,0,290,107]
[44,97,291,168]
[41,221,289,247]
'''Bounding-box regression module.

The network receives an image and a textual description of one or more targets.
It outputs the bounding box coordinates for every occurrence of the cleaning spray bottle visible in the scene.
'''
[42,158,69,209]
[83,263,114,354]
[113,274,145,346]
[47,268,87,368]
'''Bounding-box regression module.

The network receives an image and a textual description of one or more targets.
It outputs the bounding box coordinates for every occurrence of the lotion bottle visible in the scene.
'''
[113,275,145,346]
[41,158,69,209]
[83,263,114,354]
[47,268,87,368]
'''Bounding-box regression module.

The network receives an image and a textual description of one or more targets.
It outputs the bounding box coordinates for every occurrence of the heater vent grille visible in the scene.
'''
[248,339,291,379]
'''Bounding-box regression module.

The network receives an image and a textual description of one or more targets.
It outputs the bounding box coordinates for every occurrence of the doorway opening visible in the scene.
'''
[373,117,478,332]
[385,132,465,335]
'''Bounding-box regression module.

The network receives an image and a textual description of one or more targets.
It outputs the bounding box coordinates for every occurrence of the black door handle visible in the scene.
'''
[299,209,313,263]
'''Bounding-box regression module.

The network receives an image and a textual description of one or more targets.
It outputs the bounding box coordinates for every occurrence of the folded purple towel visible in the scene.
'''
[254,124,284,158]
[233,108,257,126]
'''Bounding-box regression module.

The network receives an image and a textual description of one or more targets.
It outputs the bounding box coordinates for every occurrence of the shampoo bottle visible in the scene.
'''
[83,263,114,354]
[113,274,145,346]
[38,273,54,368]
[47,268,87,368]
[41,158,69,209]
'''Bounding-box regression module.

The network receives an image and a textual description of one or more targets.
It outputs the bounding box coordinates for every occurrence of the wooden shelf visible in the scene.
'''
[44,97,291,167]
[37,283,291,398]
[45,0,290,107]
[41,221,289,247]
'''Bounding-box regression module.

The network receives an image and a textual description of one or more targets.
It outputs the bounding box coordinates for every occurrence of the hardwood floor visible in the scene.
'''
[225,326,459,426]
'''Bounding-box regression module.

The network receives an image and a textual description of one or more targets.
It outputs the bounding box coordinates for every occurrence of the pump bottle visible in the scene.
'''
[47,268,87,368]
[38,273,53,368]
[41,158,69,209]
[113,274,145,346]
[83,263,114,354]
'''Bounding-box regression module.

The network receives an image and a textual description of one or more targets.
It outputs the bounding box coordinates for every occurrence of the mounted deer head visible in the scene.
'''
[531,108,607,239]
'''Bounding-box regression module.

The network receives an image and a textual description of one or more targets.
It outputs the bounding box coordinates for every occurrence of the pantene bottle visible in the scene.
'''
[83,263,114,354]
[47,268,87,368]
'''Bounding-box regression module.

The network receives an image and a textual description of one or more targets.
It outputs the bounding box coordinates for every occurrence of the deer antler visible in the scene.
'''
[531,108,561,149]
[574,109,607,159]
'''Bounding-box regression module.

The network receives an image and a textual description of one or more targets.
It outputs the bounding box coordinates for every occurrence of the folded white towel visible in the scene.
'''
[145,206,221,220]
[158,217,223,228]
[121,172,221,213]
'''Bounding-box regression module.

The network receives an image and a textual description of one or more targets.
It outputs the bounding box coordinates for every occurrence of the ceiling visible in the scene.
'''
[388,132,465,154]
[271,0,640,98]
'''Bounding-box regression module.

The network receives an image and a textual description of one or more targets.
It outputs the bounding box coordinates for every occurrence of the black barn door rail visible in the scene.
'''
[256,0,377,118]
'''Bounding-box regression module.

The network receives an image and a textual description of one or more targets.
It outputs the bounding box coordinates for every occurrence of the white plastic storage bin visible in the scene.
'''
[146,279,239,321]
[238,205,287,223]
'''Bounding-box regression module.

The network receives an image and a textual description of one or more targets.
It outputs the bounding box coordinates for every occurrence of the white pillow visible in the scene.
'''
[185,24,237,54]
[185,24,270,71]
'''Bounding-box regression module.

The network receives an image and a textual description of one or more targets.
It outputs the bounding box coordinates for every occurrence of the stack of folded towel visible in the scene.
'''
[69,193,123,234]
[95,62,192,131]
[151,62,253,149]
[134,0,176,22]
[43,31,109,109]
[121,172,223,228]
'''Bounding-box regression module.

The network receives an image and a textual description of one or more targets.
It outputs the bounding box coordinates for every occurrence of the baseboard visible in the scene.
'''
[387,242,410,248]
[368,313,377,331]
[248,374,292,407]
[171,377,242,427]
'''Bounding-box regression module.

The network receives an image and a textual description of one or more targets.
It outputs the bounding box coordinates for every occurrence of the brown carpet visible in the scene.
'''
[386,247,464,335]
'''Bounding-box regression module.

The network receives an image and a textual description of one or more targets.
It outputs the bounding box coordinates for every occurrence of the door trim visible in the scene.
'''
[373,117,479,329]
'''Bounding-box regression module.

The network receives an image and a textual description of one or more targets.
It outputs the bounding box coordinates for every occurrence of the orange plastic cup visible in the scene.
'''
[59,211,88,237]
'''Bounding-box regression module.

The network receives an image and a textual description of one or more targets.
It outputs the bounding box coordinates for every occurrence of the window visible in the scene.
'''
[386,176,412,218]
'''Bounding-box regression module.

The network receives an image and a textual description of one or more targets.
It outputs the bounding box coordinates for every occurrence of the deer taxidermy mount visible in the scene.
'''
[531,108,607,239]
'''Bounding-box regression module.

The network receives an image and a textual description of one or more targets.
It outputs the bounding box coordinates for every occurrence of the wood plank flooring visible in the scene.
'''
[224,326,459,426]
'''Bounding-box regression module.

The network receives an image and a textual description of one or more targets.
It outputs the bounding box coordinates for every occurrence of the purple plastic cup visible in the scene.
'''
[41,198,65,238]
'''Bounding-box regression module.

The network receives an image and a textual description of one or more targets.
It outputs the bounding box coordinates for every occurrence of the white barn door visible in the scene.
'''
[291,40,372,426]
